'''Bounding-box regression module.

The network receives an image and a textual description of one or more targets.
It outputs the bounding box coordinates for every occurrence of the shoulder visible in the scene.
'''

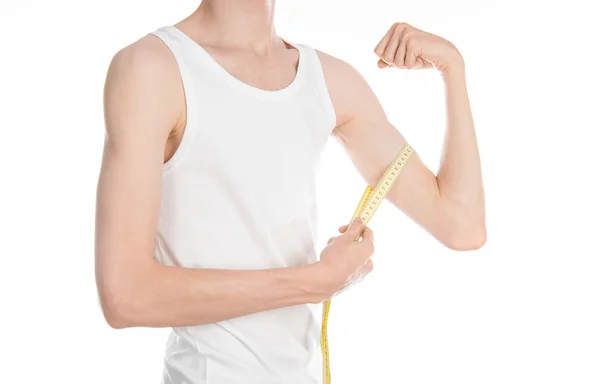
[106,33,180,86]
[105,33,183,99]
[313,49,382,128]
[314,49,363,82]
[104,33,185,137]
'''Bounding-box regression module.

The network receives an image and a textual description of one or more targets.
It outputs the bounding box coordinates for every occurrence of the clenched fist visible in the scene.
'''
[374,22,464,74]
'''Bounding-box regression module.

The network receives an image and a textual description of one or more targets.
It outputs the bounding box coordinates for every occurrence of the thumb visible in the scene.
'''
[377,59,391,69]
[413,56,425,69]
[343,217,365,240]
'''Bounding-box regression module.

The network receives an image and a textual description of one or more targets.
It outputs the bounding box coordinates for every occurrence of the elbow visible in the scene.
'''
[443,223,487,252]
[96,257,159,329]
[98,282,148,329]
[100,293,137,329]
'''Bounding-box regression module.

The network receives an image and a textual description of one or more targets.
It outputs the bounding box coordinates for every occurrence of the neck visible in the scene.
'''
[193,0,278,52]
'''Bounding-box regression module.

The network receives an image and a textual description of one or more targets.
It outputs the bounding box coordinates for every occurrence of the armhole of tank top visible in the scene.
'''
[148,28,198,175]
[303,45,337,135]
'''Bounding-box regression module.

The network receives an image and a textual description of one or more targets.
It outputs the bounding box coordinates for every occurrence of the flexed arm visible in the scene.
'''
[318,22,486,250]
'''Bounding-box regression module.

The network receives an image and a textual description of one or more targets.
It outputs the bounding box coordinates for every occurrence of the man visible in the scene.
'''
[95,0,486,382]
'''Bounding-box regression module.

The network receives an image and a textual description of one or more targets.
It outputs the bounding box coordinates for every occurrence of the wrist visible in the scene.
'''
[441,51,465,80]
[294,263,331,304]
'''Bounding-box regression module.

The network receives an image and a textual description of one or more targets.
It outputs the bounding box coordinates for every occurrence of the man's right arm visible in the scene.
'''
[95,37,374,329]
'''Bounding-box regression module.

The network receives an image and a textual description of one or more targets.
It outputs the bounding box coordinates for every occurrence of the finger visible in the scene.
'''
[413,56,431,70]
[374,25,395,57]
[355,260,374,284]
[404,47,417,69]
[393,34,407,68]
[405,40,425,70]
[360,226,374,243]
[355,229,375,262]
[381,26,404,65]
[353,274,366,286]
[358,236,375,259]
[342,216,365,241]
[338,224,349,233]
[414,57,427,69]
[377,59,391,69]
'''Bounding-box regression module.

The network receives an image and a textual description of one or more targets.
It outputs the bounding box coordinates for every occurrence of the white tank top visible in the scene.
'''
[149,26,336,384]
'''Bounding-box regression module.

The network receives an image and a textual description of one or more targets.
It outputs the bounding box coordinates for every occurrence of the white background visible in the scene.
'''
[1,0,599,383]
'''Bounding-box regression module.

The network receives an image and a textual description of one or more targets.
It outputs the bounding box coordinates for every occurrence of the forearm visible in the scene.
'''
[105,262,320,329]
[437,61,486,227]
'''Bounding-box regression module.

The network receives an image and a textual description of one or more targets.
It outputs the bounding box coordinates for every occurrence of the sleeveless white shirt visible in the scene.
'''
[149,26,336,384]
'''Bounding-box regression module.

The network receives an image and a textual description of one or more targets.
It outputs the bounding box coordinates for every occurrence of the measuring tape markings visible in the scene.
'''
[321,142,414,384]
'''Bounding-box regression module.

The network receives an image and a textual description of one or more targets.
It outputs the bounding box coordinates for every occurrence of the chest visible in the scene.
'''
[203,101,323,180]
[175,95,327,207]
[203,47,300,92]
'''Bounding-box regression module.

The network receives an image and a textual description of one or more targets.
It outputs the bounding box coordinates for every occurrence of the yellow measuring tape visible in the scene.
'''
[320,142,414,384]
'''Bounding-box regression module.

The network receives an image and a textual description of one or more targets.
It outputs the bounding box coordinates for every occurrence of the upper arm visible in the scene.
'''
[95,35,184,318]
[316,51,457,247]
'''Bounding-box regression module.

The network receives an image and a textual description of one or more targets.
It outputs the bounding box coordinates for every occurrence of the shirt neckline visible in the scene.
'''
[166,25,306,101]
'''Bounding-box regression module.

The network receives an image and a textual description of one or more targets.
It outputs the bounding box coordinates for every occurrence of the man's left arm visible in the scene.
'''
[318,22,486,251]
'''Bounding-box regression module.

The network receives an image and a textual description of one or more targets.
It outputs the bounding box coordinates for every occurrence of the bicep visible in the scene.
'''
[95,40,181,303]
[322,54,451,241]
[334,114,447,238]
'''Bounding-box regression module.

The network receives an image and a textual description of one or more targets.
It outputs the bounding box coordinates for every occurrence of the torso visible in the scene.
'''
[148,24,337,383]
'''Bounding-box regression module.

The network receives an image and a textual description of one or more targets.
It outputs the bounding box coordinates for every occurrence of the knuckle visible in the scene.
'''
[366,260,374,272]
